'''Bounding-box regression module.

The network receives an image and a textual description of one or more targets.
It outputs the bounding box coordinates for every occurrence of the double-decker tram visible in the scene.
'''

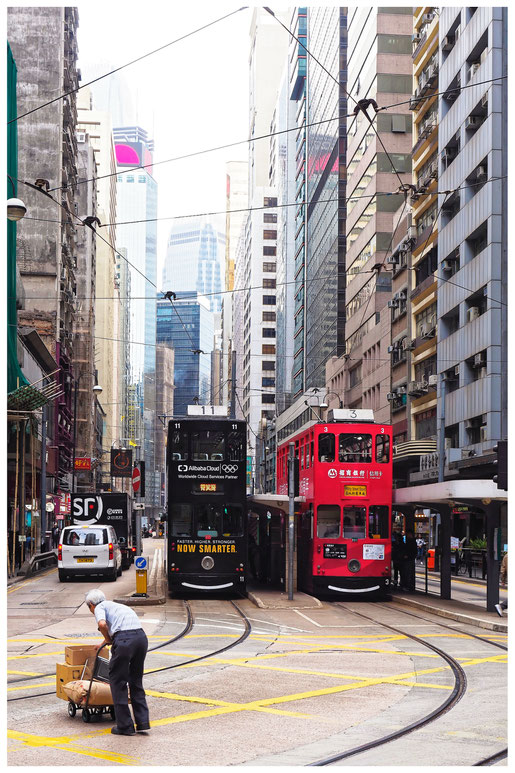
[276,409,393,597]
[167,412,247,594]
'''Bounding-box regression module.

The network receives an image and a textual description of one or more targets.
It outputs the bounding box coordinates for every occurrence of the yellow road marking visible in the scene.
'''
[7,568,57,593]
[8,680,55,692]
[7,729,141,765]
[144,689,313,718]
[8,651,64,660]
[7,670,45,676]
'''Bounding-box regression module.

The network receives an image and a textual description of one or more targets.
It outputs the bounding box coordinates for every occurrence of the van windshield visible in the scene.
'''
[63,529,107,546]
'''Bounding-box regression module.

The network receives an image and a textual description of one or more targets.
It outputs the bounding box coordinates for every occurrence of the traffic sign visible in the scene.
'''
[132,466,141,493]
[135,556,147,570]
[133,503,145,510]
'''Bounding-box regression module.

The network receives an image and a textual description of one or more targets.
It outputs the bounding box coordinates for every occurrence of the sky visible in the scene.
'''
[77,3,255,284]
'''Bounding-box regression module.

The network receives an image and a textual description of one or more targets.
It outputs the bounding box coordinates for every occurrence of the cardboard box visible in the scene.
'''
[65,644,108,666]
[56,663,87,700]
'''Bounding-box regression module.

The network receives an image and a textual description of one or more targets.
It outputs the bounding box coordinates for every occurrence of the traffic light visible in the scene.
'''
[493,440,507,490]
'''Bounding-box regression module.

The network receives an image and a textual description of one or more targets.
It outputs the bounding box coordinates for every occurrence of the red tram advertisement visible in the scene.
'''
[276,409,393,598]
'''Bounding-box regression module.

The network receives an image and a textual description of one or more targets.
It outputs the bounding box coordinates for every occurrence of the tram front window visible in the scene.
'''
[317,505,341,538]
[192,430,225,461]
[343,506,366,539]
[318,433,335,462]
[368,506,389,538]
[171,430,188,461]
[227,431,244,461]
[171,503,243,537]
[339,434,372,463]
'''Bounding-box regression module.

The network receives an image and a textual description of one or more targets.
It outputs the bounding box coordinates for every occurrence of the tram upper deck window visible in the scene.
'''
[317,505,341,538]
[339,434,372,463]
[171,503,193,536]
[227,430,243,461]
[368,506,389,538]
[318,433,335,462]
[343,506,366,539]
[171,430,188,461]
[192,430,225,461]
[375,433,390,463]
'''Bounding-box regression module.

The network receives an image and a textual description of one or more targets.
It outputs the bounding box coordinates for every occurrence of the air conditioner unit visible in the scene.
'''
[467,307,480,322]
[477,367,487,379]
[475,165,487,180]
[77,131,86,143]
[442,35,454,52]
[423,326,436,339]
[446,88,459,103]
[387,345,395,354]
[408,226,417,241]
[468,63,481,81]
[422,12,434,23]
[386,392,397,402]
[428,374,438,386]
[480,426,488,443]
[444,437,453,449]
[397,385,407,395]
[441,259,455,271]
[387,299,399,309]
[387,254,399,265]
[412,34,421,44]
[402,338,415,351]
[408,381,421,395]
[465,115,480,130]
[474,352,486,368]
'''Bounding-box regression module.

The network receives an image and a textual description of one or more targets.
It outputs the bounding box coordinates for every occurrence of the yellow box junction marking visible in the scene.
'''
[7,729,141,766]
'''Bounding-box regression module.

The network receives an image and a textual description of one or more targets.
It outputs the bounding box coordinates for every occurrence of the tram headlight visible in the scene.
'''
[348,559,361,573]
[201,556,215,571]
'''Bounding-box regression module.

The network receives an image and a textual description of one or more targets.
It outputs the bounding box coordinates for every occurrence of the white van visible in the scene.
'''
[58,525,122,582]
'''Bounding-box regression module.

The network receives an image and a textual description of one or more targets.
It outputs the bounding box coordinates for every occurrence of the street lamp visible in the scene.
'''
[7,174,27,221]
[320,391,343,410]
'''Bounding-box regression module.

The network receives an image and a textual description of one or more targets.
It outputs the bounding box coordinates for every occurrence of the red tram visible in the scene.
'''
[276,409,393,597]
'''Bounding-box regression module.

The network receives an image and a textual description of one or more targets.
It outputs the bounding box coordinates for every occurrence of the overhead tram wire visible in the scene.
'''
[38,75,506,195]
[15,172,508,309]
[8,7,249,125]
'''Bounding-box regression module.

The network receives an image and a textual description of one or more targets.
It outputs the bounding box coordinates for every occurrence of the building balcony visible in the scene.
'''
[393,437,437,463]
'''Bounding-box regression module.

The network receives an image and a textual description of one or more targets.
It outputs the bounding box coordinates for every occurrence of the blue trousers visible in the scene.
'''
[109,628,149,731]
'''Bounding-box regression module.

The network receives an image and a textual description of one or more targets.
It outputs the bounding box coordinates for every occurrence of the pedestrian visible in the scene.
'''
[416,537,424,560]
[391,530,404,588]
[52,524,60,549]
[401,530,418,591]
[85,589,150,736]
[495,552,508,617]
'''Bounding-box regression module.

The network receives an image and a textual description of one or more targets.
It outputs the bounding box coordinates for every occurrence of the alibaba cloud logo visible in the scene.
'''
[178,465,188,472]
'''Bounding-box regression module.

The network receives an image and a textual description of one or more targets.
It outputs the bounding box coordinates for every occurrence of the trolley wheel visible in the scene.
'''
[82,708,91,723]
[109,707,116,721]
[67,702,76,718]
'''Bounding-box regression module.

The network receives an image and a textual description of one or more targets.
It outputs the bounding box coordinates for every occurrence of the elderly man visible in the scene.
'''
[85,589,150,736]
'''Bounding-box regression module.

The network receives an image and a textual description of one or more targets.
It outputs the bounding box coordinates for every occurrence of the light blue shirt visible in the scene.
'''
[94,600,142,636]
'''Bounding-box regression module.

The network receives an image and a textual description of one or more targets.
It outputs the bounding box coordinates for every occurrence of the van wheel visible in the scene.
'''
[109,567,117,582]
[59,570,68,582]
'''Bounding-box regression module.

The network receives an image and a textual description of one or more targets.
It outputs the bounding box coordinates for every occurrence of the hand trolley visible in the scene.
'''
[67,652,115,723]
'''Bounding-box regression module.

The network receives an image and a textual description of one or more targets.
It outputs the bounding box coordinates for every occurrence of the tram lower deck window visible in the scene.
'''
[317,505,340,538]
[343,506,366,539]
[171,503,244,537]
[368,506,389,538]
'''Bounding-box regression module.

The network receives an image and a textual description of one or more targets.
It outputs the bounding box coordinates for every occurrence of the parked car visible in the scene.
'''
[58,525,122,582]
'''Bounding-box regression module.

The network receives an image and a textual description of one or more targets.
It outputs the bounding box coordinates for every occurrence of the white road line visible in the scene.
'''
[293,610,323,627]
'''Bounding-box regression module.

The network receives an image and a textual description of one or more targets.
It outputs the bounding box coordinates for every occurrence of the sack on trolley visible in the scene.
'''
[63,679,115,707]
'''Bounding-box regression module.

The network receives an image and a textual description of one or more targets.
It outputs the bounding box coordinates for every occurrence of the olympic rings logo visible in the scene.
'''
[222,464,238,473]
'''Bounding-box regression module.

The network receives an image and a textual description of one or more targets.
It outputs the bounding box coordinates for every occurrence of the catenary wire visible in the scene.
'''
[33,73,506,195]
[8,8,249,125]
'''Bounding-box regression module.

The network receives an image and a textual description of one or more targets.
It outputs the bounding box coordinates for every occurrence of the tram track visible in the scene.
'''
[7,598,251,702]
[308,603,506,767]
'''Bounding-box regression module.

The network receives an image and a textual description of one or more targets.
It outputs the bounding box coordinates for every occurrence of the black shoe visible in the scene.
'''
[136,723,151,731]
[111,726,136,736]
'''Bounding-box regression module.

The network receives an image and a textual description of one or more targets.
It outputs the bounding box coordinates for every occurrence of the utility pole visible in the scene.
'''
[230,350,236,419]
[40,403,47,551]
[288,442,295,601]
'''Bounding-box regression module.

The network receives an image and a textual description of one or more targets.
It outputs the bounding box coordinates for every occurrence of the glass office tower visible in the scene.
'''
[156,293,214,417]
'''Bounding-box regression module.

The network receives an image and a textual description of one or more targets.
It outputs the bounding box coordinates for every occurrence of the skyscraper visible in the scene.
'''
[114,126,159,519]
[162,218,225,313]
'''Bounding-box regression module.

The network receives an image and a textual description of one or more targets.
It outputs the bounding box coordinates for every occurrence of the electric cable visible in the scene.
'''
[8,8,249,125]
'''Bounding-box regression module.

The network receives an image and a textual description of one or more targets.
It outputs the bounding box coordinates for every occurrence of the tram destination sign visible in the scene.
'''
[324,544,347,559]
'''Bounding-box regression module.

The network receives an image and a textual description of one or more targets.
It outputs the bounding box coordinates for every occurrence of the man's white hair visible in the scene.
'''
[85,589,106,607]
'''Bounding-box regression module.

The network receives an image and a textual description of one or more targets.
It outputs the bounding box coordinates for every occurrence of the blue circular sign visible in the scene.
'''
[135,556,147,570]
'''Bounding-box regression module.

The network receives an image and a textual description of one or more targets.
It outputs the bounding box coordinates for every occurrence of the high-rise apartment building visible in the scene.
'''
[9,6,81,493]
[326,7,413,423]
[162,218,225,314]
[156,294,214,417]
[77,88,123,489]
[113,126,159,518]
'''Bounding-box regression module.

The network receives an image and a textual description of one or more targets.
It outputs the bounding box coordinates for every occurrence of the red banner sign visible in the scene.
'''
[74,457,91,470]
